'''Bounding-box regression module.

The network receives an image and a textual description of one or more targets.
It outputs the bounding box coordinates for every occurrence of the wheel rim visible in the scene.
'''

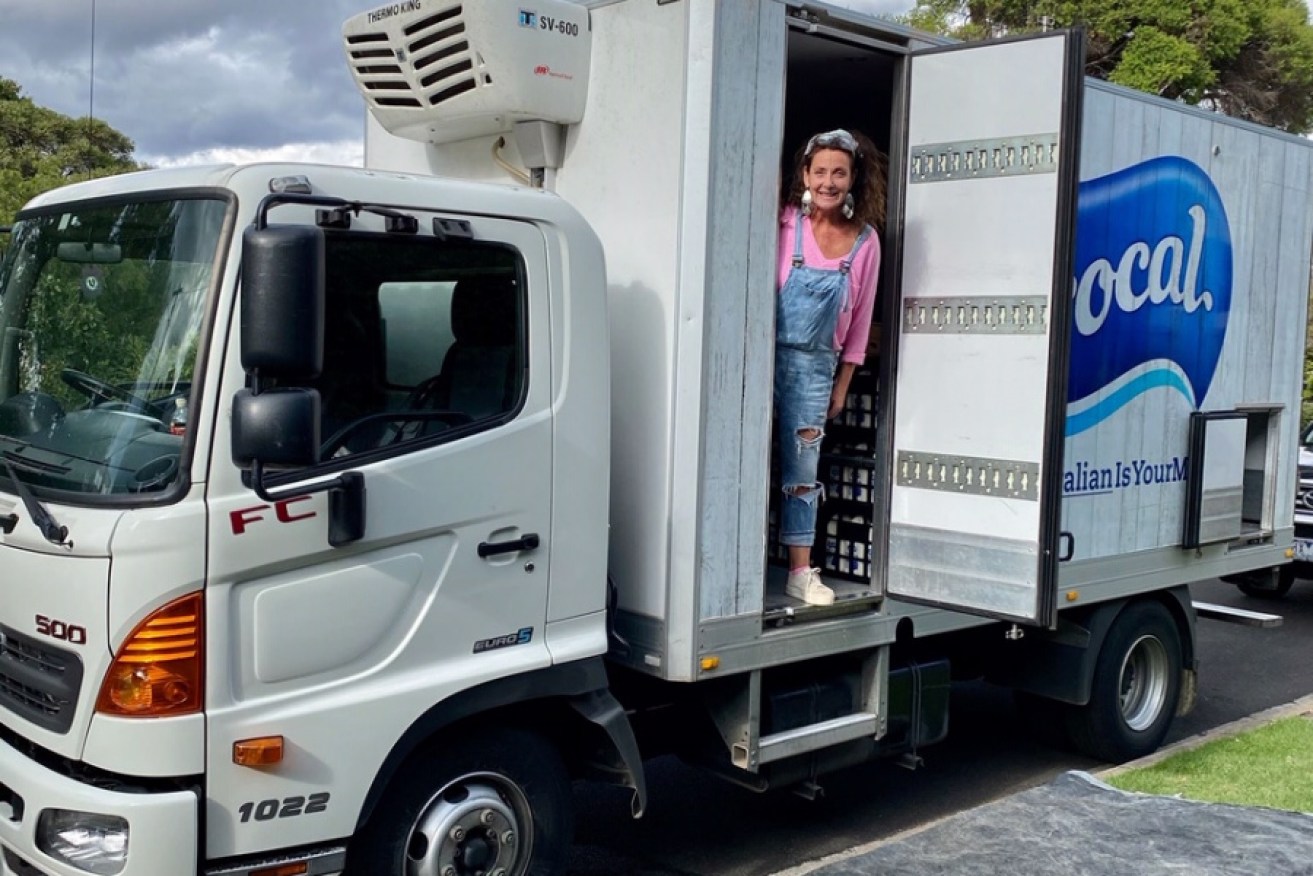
[406,770,533,876]
[1118,633,1170,732]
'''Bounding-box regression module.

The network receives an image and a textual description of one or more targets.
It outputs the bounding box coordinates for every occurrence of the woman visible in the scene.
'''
[776,128,886,606]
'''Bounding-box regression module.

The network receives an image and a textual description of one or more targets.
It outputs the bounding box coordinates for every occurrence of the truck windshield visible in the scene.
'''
[0,194,227,498]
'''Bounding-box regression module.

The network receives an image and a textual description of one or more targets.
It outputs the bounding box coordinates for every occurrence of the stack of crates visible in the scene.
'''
[767,364,879,584]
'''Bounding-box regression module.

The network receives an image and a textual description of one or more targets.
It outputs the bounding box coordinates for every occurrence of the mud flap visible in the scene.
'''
[569,689,648,817]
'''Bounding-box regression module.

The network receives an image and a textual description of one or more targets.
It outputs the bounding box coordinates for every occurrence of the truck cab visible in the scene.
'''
[0,163,629,875]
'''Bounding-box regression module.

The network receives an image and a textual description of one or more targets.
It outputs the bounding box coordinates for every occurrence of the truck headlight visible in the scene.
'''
[37,809,129,875]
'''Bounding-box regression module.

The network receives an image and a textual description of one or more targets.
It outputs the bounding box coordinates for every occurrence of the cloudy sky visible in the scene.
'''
[0,0,910,168]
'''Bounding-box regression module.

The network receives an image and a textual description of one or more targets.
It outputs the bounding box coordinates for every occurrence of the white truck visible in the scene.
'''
[1,1,1310,874]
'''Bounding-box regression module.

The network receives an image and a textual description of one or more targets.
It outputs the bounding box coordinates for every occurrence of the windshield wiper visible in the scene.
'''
[2,454,71,548]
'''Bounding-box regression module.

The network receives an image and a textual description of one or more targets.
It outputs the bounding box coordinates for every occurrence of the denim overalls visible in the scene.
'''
[775,215,872,547]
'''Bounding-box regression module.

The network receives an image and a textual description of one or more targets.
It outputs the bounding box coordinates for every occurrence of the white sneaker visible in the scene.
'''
[786,568,835,606]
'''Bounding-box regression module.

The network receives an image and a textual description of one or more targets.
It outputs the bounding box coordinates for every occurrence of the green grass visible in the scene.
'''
[1106,716,1313,812]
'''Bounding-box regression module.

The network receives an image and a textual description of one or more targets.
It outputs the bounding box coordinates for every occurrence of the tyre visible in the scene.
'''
[347,727,573,876]
[1235,565,1295,599]
[1065,600,1183,763]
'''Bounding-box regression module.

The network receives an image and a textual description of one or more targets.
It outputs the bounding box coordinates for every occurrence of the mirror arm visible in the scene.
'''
[249,461,367,547]
[252,194,420,234]
[254,193,351,230]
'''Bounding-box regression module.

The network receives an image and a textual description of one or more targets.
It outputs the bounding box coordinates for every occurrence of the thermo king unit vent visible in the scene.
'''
[342,0,591,144]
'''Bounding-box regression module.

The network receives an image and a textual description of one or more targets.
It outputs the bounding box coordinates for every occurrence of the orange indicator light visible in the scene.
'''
[233,736,285,767]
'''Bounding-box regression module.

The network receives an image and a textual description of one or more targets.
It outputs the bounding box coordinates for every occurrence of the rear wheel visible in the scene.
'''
[348,727,573,876]
[1235,565,1295,599]
[1065,600,1182,763]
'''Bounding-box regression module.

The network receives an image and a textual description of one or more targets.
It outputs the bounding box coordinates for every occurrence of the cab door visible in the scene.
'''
[882,31,1084,626]
[202,204,555,858]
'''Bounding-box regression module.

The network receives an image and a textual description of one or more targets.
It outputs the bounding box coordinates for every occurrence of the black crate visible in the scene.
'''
[768,453,877,583]
[823,365,878,455]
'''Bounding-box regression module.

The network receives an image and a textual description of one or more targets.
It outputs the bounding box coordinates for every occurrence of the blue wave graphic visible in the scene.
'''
[1069,156,1232,415]
[1065,368,1195,436]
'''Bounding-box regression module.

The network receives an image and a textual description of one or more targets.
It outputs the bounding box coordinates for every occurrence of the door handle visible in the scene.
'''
[478,532,540,558]
[1057,531,1075,562]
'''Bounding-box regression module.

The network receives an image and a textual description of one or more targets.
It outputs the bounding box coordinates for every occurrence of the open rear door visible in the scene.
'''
[884,31,1083,626]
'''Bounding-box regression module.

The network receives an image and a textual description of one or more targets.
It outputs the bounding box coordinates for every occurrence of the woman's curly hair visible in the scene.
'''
[784,129,888,234]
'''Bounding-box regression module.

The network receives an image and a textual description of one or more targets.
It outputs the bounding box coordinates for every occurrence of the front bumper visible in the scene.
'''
[0,733,197,876]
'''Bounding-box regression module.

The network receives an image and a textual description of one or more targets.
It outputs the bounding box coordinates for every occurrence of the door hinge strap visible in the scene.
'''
[896,451,1040,500]
[902,295,1048,335]
[909,133,1059,183]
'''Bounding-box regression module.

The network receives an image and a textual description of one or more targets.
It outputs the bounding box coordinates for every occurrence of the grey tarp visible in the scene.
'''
[808,771,1313,876]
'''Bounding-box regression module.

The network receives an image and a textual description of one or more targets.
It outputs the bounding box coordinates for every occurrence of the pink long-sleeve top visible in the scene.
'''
[777,205,880,365]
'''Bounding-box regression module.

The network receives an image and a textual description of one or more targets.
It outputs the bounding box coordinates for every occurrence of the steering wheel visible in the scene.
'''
[405,374,447,411]
[61,368,156,414]
[131,454,180,492]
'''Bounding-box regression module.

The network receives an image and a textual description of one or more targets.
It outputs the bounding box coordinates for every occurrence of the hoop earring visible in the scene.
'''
[842,193,855,220]
[801,189,813,217]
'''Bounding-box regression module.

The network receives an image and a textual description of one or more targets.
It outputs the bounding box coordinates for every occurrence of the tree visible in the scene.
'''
[1306,297,1313,427]
[904,0,1313,134]
[0,77,141,229]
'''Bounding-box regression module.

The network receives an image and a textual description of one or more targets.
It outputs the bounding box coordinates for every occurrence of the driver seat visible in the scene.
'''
[411,276,520,421]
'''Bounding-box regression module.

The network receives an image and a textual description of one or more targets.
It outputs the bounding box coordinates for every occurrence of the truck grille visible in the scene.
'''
[1298,484,1313,512]
[0,623,82,734]
[3,847,49,876]
[345,3,480,109]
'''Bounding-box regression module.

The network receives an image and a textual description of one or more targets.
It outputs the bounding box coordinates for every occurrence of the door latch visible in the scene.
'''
[478,533,540,558]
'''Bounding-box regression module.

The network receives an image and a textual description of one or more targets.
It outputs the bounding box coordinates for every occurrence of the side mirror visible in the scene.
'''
[231,388,321,468]
[233,212,364,548]
[230,386,364,547]
[241,225,325,379]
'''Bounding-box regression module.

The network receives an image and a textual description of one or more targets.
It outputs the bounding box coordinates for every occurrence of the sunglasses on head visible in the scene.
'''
[805,129,860,157]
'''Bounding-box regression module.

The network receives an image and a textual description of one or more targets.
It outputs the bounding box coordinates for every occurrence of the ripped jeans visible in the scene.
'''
[775,344,839,547]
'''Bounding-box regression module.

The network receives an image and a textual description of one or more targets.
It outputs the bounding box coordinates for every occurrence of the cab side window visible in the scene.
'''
[307,232,526,459]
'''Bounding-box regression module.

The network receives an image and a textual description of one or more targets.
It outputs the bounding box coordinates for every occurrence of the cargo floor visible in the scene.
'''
[763,565,879,625]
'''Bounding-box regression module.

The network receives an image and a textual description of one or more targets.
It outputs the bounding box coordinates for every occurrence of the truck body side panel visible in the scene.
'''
[1061,83,1313,575]
[556,0,688,634]
[690,0,783,629]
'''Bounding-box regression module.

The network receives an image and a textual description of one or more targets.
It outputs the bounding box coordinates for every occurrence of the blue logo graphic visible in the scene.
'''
[519,9,537,27]
[1067,156,1232,436]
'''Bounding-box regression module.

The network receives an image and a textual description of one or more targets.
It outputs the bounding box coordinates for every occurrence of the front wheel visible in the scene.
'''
[1065,600,1183,763]
[347,727,573,876]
